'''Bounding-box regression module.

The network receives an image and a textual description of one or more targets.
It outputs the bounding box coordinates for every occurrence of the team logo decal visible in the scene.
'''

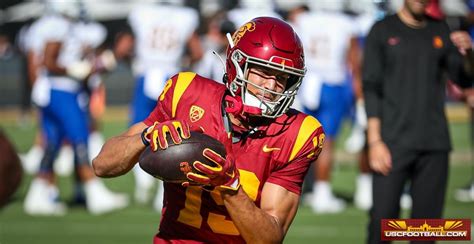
[189,105,205,122]
[179,162,192,175]
[262,145,281,153]
[433,36,443,49]
[388,36,400,46]
[232,21,256,46]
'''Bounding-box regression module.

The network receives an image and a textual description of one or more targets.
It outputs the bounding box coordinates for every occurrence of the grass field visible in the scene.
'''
[0,106,473,244]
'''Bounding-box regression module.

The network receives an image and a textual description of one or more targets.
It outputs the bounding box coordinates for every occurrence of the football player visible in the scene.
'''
[21,3,113,177]
[227,0,282,27]
[127,0,203,210]
[294,0,360,213]
[345,0,388,211]
[93,17,324,243]
[194,15,236,84]
[20,10,76,177]
[23,1,127,216]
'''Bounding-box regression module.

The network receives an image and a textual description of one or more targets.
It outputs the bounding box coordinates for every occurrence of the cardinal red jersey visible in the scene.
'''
[144,72,325,243]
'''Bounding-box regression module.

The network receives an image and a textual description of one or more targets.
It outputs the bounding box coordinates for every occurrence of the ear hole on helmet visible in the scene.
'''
[287,76,299,89]
[222,74,228,84]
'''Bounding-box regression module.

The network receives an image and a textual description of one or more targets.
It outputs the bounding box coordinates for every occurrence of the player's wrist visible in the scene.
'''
[66,61,93,81]
[368,139,384,147]
[220,188,241,198]
[140,127,151,146]
[218,178,241,193]
[218,172,240,191]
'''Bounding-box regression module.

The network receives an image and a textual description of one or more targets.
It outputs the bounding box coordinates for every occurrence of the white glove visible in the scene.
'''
[355,99,367,129]
[66,61,93,81]
[344,99,368,153]
[95,50,117,72]
[344,123,366,153]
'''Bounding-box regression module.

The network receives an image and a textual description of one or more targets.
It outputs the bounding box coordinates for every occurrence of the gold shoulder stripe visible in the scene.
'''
[289,116,322,161]
[172,72,197,118]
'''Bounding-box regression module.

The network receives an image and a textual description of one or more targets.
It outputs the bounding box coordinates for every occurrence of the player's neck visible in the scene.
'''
[398,8,427,29]
[229,113,251,130]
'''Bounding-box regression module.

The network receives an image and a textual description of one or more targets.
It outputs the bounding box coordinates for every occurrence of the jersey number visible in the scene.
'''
[308,36,330,61]
[150,26,178,51]
[177,170,260,235]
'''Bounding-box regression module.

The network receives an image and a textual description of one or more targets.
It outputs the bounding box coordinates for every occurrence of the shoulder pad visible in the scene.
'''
[289,115,323,161]
[159,72,197,118]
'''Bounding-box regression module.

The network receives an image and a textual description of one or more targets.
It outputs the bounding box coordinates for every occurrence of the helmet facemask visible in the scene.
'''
[227,49,305,118]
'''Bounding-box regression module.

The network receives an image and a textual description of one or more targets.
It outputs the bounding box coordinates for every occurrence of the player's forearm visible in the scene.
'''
[27,52,38,85]
[462,50,474,78]
[44,42,67,75]
[92,133,144,177]
[222,188,284,243]
[367,117,382,144]
[44,57,67,75]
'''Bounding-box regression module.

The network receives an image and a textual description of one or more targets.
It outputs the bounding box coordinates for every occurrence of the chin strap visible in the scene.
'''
[224,95,262,117]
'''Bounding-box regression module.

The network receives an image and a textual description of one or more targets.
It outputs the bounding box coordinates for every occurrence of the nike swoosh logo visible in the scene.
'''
[263,145,281,153]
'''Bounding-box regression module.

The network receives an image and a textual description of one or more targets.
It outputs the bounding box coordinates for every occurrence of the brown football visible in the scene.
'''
[138,131,225,183]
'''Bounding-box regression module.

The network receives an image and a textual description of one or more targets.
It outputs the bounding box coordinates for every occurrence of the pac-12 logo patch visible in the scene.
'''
[232,21,256,46]
[189,105,205,122]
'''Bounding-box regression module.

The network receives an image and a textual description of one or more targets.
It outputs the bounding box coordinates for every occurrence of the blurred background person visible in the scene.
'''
[294,0,360,213]
[456,86,474,202]
[348,0,430,212]
[451,0,474,203]
[346,0,390,211]
[193,12,235,84]
[21,1,116,206]
[362,0,474,243]
[69,1,118,205]
[14,17,34,129]
[20,5,76,178]
[0,0,471,243]
[0,29,14,61]
[227,0,282,28]
[23,1,128,216]
[127,0,203,211]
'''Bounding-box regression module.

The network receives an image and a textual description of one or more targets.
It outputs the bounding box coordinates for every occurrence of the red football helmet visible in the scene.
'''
[225,17,306,118]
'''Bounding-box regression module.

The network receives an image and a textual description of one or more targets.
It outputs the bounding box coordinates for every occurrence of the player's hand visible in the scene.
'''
[66,60,93,81]
[186,133,240,191]
[368,140,392,176]
[450,31,473,56]
[94,50,117,73]
[141,120,191,151]
[463,88,474,108]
